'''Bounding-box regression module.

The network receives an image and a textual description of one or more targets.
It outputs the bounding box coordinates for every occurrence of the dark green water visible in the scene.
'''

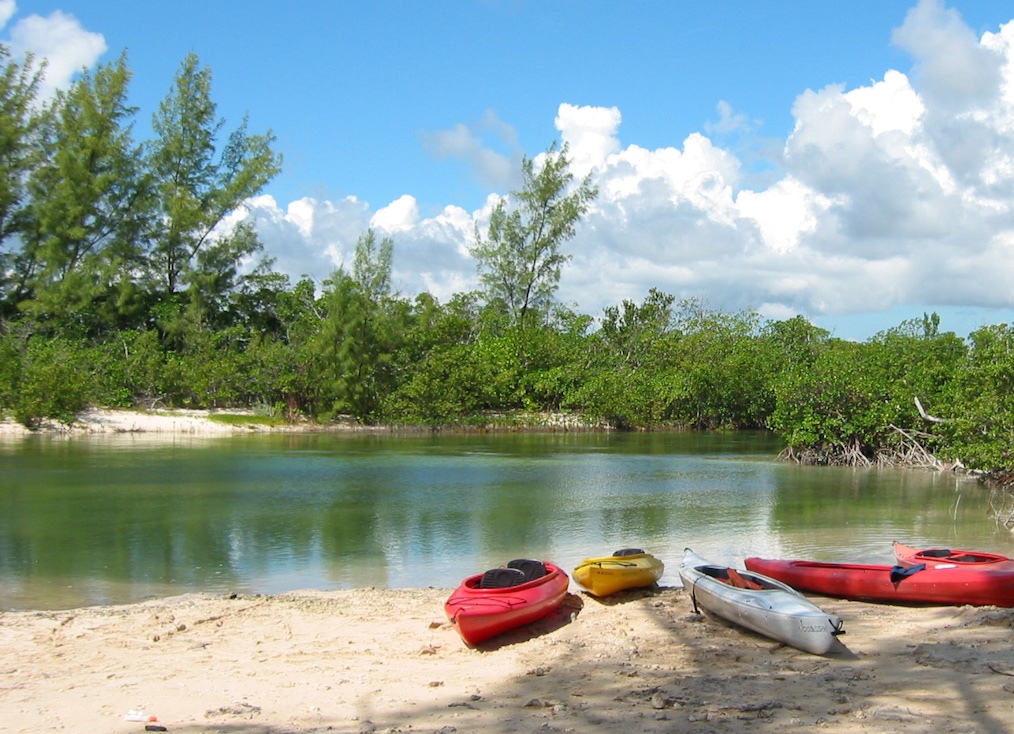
[0,430,1008,611]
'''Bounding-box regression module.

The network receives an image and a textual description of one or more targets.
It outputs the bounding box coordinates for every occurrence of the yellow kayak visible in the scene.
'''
[573,549,665,597]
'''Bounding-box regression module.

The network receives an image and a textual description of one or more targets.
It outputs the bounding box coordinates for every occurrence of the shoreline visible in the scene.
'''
[0,408,337,437]
[2,585,1013,733]
[0,407,611,438]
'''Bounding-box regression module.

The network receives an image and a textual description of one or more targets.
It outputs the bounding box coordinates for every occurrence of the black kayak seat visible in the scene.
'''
[921,548,952,558]
[506,558,548,582]
[614,548,645,557]
[479,567,526,589]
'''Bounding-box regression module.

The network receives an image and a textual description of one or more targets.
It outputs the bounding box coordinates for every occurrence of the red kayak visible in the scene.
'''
[894,541,1014,571]
[744,556,1014,607]
[445,559,569,646]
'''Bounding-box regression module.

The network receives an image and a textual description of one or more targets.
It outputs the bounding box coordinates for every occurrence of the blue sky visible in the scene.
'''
[5,1,1014,340]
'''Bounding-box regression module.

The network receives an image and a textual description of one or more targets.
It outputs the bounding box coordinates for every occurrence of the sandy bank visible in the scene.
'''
[0,408,603,438]
[2,585,1013,733]
[0,408,319,437]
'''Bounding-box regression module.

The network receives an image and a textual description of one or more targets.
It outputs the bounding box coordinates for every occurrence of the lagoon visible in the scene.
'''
[0,430,1007,611]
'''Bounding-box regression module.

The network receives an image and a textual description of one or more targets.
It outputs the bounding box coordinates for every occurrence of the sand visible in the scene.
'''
[2,585,1014,734]
[0,409,302,437]
[3,410,1014,732]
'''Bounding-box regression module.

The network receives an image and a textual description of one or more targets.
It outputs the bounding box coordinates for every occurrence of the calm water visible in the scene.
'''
[0,430,1009,611]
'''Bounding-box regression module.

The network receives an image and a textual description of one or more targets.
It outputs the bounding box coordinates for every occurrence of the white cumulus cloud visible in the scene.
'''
[420,110,523,192]
[4,6,105,98]
[0,1,16,29]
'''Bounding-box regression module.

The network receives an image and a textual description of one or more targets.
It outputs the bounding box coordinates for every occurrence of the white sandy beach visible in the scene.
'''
[0,408,315,437]
[2,585,1014,734]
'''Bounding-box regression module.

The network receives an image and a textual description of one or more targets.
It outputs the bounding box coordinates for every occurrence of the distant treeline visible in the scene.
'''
[1,47,1012,480]
[4,280,1013,478]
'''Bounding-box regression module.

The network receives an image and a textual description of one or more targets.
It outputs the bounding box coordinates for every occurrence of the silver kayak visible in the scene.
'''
[678,548,844,655]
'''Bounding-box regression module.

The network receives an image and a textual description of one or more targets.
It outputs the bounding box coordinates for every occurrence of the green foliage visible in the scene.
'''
[386,343,498,423]
[517,307,594,411]
[384,292,485,422]
[5,337,91,427]
[471,142,597,329]
[242,333,303,419]
[0,45,46,305]
[768,315,965,463]
[666,301,771,429]
[472,332,525,408]
[761,315,830,370]
[19,53,150,331]
[598,288,675,369]
[937,324,1014,470]
[0,330,21,410]
[179,327,246,407]
[574,296,774,430]
[305,231,402,422]
[397,291,480,361]
[117,328,168,407]
[0,48,280,342]
[572,364,674,429]
[769,340,893,460]
[147,52,281,311]
[571,290,679,428]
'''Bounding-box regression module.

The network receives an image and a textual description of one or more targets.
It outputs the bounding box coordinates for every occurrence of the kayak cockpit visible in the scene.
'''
[466,559,550,589]
[696,564,781,591]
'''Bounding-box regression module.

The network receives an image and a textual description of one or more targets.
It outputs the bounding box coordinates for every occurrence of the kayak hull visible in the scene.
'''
[445,561,569,646]
[745,556,1014,607]
[679,549,843,655]
[573,552,664,597]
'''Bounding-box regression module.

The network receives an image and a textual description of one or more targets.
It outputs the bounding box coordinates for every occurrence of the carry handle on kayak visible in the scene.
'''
[890,563,926,584]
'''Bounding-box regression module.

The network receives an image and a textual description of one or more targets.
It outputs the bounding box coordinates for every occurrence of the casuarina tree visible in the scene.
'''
[471,142,597,330]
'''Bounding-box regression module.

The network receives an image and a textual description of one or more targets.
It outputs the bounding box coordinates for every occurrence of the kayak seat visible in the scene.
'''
[613,548,645,556]
[726,568,764,591]
[507,559,548,582]
[479,567,526,589]
[921,548,952,558]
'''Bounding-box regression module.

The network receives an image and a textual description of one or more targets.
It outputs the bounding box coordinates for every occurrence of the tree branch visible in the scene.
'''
[914,396,947,423]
